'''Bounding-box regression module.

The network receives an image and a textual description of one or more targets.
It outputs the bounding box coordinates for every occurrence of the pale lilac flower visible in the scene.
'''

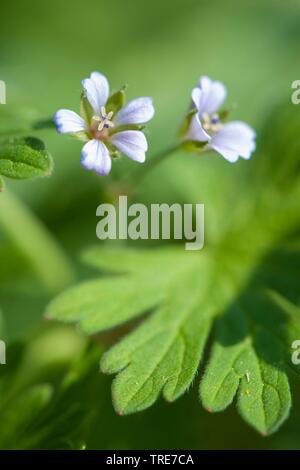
[185,76,256,162]
[54,72,155,175]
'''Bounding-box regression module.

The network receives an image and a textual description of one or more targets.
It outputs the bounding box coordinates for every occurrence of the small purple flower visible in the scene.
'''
[54,72,155,175]
[185,76,256,162]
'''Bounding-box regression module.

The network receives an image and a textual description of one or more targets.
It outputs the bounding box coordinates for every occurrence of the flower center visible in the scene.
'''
[92,106,115,132]
[202,112,223,133]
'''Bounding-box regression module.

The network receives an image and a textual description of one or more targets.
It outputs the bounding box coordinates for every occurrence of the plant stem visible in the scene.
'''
[109,143,181,201]
[130,143,181,187]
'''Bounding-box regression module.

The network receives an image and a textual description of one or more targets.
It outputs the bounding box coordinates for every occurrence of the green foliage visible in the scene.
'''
[47,100,300,435]
[0,191,74,295]
[200,305,292,435]
[0,137,53,183]
[1,0,300,449]
[47,240,299,434]
[0,384,53,449]
[0,327,98,449]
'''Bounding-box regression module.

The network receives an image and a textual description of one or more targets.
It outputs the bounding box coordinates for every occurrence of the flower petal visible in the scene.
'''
[185,113,211,142]
[81,139,112,175]
[82,71,109,114]
[114,97,155,125]
[208,121,256,162]
[194,76,227,115]
[110,130,148,162]
[54,109,86,134]
[191,87,202,109]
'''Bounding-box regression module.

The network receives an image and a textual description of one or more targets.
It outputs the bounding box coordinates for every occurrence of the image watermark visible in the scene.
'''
[96,196,204,250]
[0,80,6,104]
[291,80,300,105]
[0,340,6,365]
[291,340,300,365]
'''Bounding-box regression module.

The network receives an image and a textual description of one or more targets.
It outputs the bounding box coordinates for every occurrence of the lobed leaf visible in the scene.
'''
[47,247,201,331]
[101,272,213,414]
[47,245,255,415]
[200,306,291,435]
[46,101,300,433]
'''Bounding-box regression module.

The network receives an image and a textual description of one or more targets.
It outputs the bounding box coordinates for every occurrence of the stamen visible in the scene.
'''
[201,112,223,133]
[100,106,106,118]
[211,114,219,125]
[92,106,114,132]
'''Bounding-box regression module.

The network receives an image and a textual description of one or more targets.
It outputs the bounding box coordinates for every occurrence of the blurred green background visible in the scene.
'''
[0,0,300,450]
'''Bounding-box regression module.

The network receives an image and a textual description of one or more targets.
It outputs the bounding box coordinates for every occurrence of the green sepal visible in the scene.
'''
[0,136,53,180]
[218,108,230,121]
[109,124,145,136]
[180,140,208,153]
[178,108,198,138]
[106,87,126,115]
[105,142,121,159]
[111,150,121,160]
[70,131,90,142]
[80,90,94,125]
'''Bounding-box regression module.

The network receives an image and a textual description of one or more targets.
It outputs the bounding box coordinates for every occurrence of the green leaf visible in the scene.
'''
[101,273,212,413]
[47,248,205,334]
[0,384,53,449]
[0,333,99,450]
[46,229,300,429]
[200,306,291,435]
[46,244,261,416]
[46,100,300,433]
[0,136,53,180]
[0,176,4,192]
